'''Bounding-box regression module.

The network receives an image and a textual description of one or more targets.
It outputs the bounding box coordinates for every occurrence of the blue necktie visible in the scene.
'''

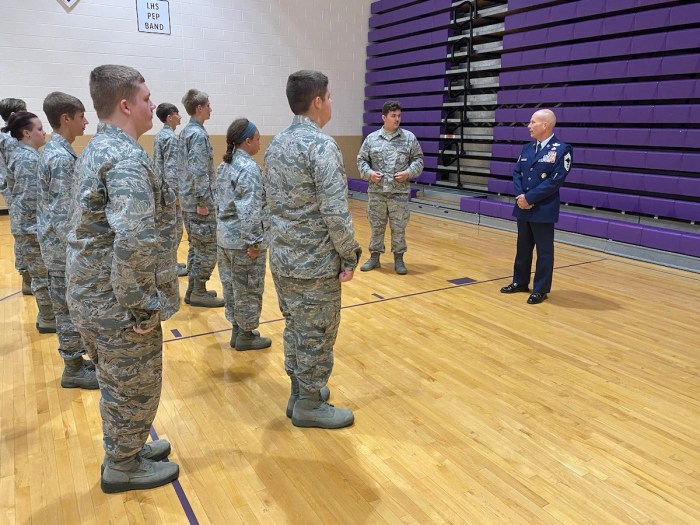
[535,142,541,154]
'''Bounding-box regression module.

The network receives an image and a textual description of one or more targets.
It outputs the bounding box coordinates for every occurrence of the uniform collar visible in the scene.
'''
[187,118,206,131]
[17,141,39,153]
[380,127,402,140]
[234,148,253,160]
[537,134,555,149]
[49,133,77,158]
[292,114,321,130]
[96,123,140,147]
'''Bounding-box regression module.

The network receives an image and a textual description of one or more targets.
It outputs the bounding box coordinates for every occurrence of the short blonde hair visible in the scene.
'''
[182,89,209,116]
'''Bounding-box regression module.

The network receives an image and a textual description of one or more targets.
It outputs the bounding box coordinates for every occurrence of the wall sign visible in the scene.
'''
[136,0,171,35]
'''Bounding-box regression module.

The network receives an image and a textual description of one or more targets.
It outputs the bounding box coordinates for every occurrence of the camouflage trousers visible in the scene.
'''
[367,192,410,254]
[12,235,27,272]
[77,322,163,462]
[49,271,85,360]
[184,212,217,282]
[218,247,266,332]
[272,275,341,392]
[175,205,184,257]
[14,233,51,309]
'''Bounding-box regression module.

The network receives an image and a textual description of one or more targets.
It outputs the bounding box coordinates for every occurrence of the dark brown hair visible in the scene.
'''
[223,118,251,163]
[2,111,39,139]
[285,70,328,115]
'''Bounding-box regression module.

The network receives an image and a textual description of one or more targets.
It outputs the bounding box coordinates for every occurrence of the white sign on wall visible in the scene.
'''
[136,0,171,35]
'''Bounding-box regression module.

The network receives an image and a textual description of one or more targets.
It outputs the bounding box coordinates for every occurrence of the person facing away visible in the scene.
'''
[264,69,362,429]
[500,108,573,305]
[4,111,56,333]
[65,64,180,493]
[0,97,32,295]
[37,91,97,389]
[153,102,188,276]
[178,88,224,308]
[357,100,424,275]
[216,118,272,351]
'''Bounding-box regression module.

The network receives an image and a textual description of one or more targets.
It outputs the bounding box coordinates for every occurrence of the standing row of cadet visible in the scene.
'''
[1,97,98,389]
[0,64,570,498]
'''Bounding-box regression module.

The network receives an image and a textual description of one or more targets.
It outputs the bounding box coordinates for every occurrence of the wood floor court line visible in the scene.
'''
[149,427,199,525]
[161,256,609,345]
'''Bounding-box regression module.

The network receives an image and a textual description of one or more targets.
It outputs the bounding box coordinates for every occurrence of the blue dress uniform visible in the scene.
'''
[511,135,573,295]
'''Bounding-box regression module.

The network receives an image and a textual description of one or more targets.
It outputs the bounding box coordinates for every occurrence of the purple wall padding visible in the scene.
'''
[490,162,700,201]
[348,179,369,193]
[504,4,699,48]
[367,47,449,70]
[366,63,448,84]
[495,105,700,126]
[493,126,700,151]
[681,234,700,258]
[492,143,700,175]
[460,199,700,257]
[557,213,578,234]
[505,0,671,31]
[364,95,445,112]
[369,12,451,42]
[497,79,700,105]
[370,0,452,28]
[499,54,700,87]
[641,227,683,253]
[608,222,643,246]
[415,171,437,184]
[372,0,424,15]
[459,197,481,214]
[367,30,450,57]
[365,79,445,98]
[502,28,700,69]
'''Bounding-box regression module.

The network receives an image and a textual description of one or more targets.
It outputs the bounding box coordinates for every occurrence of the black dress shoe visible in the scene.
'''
[500,283,530,294]
[527,292,548,304]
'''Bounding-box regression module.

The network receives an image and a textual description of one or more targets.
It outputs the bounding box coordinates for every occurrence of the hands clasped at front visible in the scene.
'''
[516,194,533,210]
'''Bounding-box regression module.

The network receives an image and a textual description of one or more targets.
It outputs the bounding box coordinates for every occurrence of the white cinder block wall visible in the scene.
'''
[0,0,371,136]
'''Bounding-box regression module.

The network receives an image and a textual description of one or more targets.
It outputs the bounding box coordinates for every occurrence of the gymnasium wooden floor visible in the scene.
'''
[1,200,699,524]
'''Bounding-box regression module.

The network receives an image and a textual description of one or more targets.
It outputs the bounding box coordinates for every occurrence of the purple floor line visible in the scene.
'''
[149,427,199,525]
[164,259,609,344]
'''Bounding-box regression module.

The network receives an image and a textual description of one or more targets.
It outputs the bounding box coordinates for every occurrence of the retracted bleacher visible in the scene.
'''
[363,0,700,261]
[483,0,700,258]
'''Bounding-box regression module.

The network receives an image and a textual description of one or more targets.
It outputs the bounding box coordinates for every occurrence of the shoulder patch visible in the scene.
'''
[564,152,572,172]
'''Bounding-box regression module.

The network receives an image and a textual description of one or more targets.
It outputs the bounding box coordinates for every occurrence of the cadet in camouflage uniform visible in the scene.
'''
[357,100,424,275]
[4,112,56,333]
[216,118,271,351]
[264,70,361,429]
[153,102,188,277]
[0,98,32,295]
[179,89,223,308]
[37,92,98,389]
[65,65,179,493]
